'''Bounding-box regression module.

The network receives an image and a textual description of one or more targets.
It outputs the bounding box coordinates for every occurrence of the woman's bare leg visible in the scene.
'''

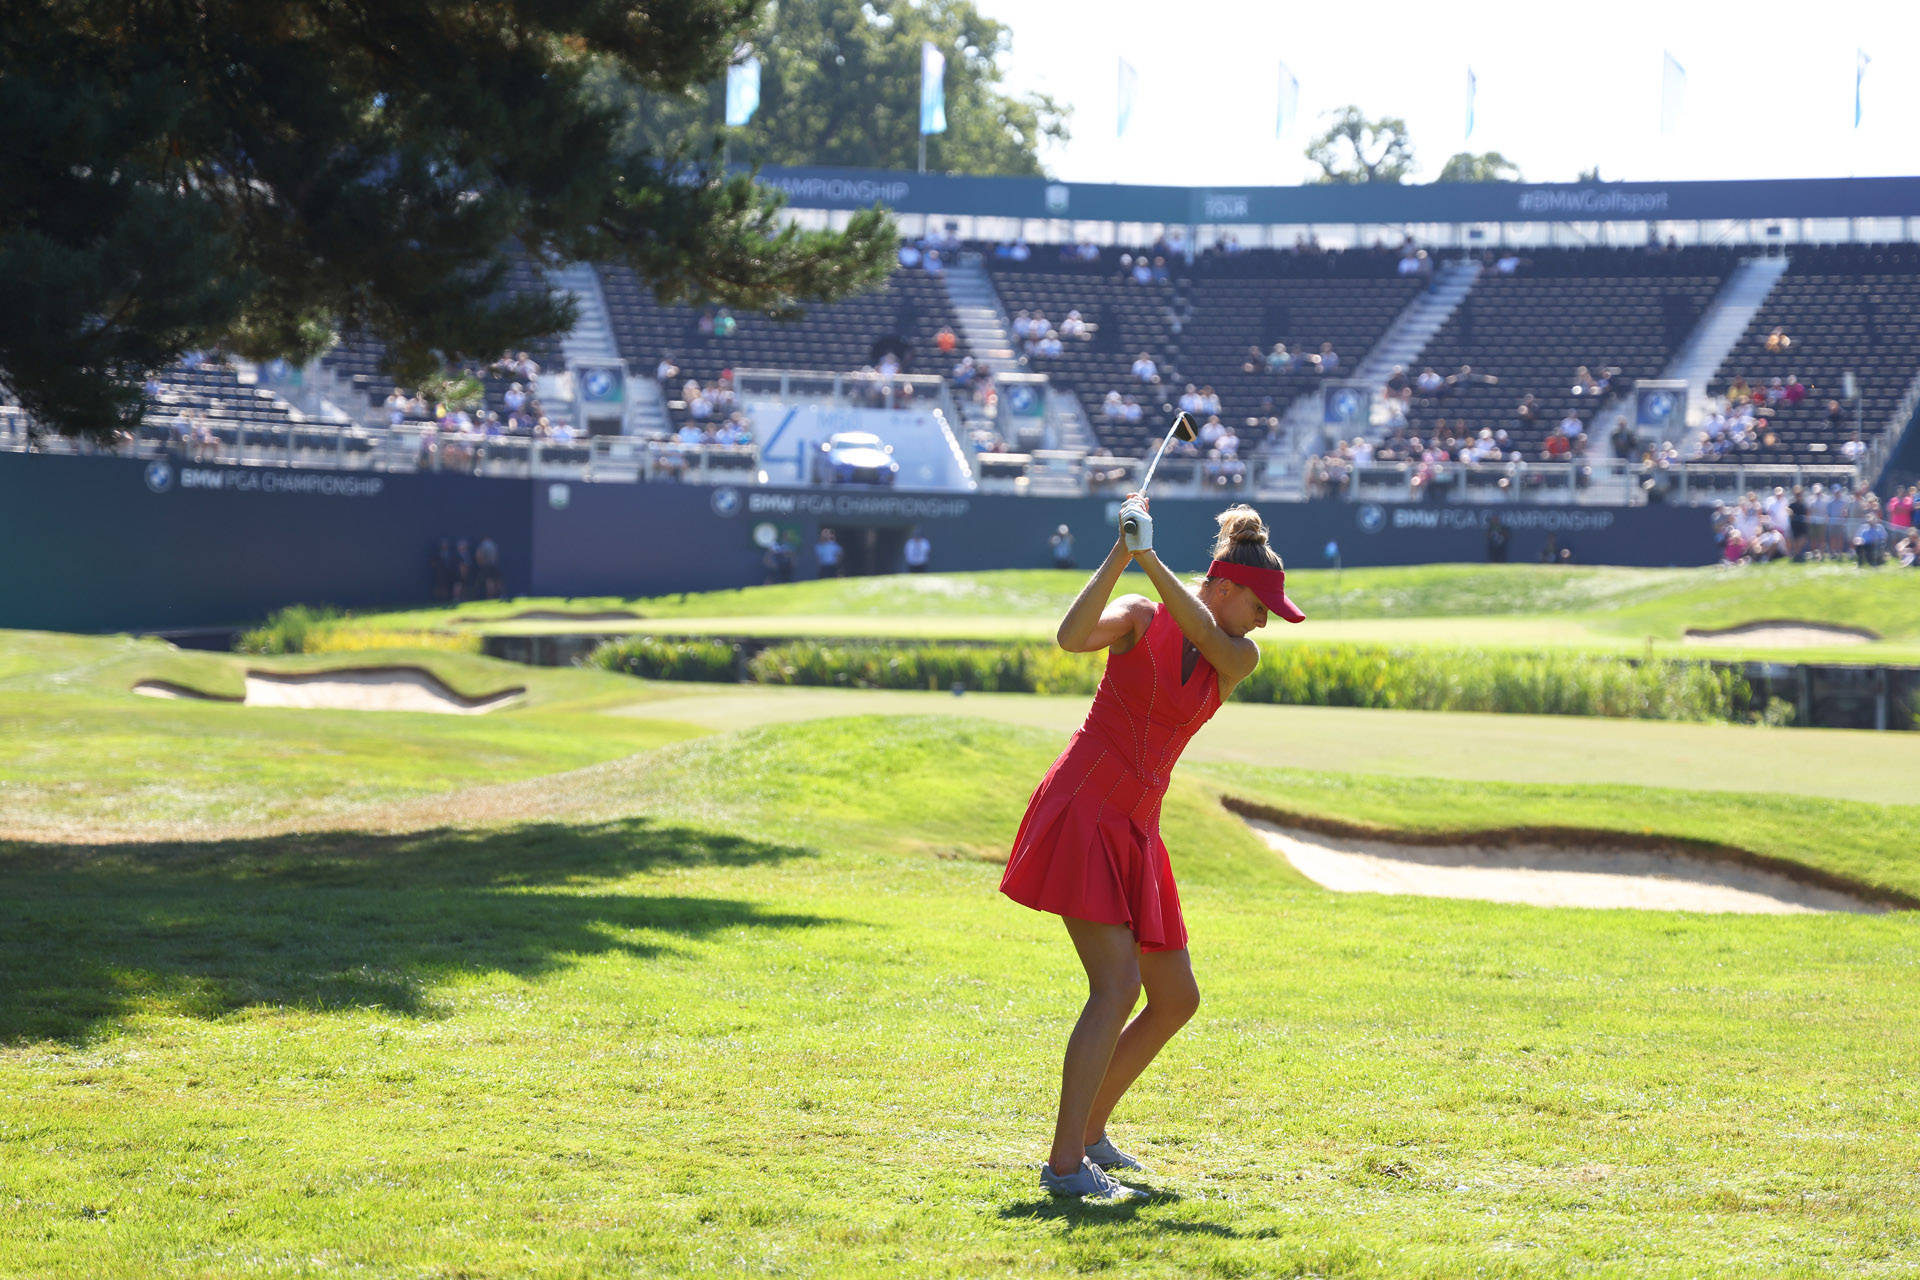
[1049,917,1141,1175]
[1084,947,1200,1144]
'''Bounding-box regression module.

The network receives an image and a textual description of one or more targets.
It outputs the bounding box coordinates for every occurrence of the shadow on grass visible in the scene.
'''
[998,1186,1185,1223]
[0,817,825,1044]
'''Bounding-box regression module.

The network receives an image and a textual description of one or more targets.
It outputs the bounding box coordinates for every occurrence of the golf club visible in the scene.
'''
[1120,410,1199,539]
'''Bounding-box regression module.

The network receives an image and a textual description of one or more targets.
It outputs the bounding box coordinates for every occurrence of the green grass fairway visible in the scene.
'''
[0,633,697,839]
[621,685,1920,806]
[331,564,1920,666]
[5,630,1920,1276]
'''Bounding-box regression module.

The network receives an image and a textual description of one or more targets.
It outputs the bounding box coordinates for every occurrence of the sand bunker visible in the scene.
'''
[133,679,239,703]
[1683,620,1877,647]
[452,609,642,624]
[1232,808,1889,915]
[134,668,523,715]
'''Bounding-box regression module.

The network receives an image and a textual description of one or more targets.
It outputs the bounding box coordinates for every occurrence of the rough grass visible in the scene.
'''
[2,715,1918,1278]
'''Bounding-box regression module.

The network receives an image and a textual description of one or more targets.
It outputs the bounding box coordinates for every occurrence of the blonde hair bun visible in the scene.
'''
[1212,505,1268,556]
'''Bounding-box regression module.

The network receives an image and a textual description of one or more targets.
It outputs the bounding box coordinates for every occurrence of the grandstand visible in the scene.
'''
[1703,244,1920,465]
[1396,246,1736,453]
[8,170,1920,514]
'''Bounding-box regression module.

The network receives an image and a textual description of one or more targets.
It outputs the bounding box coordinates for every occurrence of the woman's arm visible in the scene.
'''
[1127,548,1260,686]
[1056,536,1154,654]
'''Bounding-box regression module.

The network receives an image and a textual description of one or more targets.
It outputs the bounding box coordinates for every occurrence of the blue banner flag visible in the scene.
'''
[920,43,946,136]
[1118,58,1139,138]
[1466,67,1477,140]
[1856,49,1870,128]
[725,57,760,127]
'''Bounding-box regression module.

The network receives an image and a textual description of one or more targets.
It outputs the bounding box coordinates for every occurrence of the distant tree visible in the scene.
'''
[3,0,897,441]
[1577,165,1604,183]
[1436,152,1523,183]
[1305,108,1416,185]
[592,0,1070,177]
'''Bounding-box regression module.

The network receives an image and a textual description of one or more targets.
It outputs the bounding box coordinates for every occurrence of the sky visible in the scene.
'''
[967,0,1920,188]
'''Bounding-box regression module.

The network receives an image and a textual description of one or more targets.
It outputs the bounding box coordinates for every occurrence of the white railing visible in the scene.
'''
[0,407,1872,507]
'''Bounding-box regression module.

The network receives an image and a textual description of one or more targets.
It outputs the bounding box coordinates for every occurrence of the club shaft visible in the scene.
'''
[1122,415,1186,534]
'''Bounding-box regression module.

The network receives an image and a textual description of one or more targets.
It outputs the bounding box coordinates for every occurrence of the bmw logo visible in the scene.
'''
[1330,390,1361,421]
[582,369,613,399]
[710,486,742,517]
[1008,386,1038,412]
[1645,392,1674,419]
[144,460,173,493]
[1356,503,1385,534]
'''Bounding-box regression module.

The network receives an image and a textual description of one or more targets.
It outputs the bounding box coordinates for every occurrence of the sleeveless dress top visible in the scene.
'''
[999,602,1222,952]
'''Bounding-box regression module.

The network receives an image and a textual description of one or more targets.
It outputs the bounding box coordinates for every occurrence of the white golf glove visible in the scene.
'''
[1119,500,1153,553]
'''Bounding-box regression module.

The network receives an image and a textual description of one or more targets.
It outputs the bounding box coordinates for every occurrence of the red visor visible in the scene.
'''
[1207,560,1306,623]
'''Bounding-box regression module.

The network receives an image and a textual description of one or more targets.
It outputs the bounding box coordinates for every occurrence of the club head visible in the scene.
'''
[1172,411,1198,442]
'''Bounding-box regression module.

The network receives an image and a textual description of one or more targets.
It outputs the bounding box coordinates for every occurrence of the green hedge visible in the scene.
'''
[748,641,1101,694]
[235,605,345,654]
[1239,644,1751,722]
[585,636,740,683]
[585,635,1757,723]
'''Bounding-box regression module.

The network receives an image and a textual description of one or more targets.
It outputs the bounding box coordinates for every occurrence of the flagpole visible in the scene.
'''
[918,134,926,175]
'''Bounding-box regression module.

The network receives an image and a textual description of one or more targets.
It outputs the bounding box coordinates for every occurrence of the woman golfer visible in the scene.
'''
[1001,497,1304,1199]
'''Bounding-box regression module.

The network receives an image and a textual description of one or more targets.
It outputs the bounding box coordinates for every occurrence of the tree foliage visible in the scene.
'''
[1304,108,1416,185]
[591,0,1069,177]
[2,0,898,440]
[1436,151,1524,184]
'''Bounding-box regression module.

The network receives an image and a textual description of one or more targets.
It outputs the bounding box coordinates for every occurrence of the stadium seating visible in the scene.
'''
[136,361,348,455]
[987,248,1424,456]
[1398,247,1738,455]
[1703,244,1920,464]
[596,264,970,431]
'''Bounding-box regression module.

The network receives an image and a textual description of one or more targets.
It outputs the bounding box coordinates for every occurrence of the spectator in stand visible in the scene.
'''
[1130,256,1154,285]
[1855,512,1889,566]
[903,527,932,573]
[935,325,957,356]
[1890,484,1916,533]
[430,538,456,601]
[815,528,845,578]
[452,538,474,600]
[897,241,922,269]
[1060,310,1088,339]
[1841,434,1867,464]
[1899,528,1920,568]
[1266,343,1293,373]
[1196,415,1225,450]
[1131,352,1159,382]
[923,249,943,274]
[1415,366,1445,397]
[1609,416,1638,460]
[763,534,796,584]
[1102,391,1126,424]
[1750,520,1789,562]
[1317,342,1340,374]
[1765,326,1793,352]
[1050,524,1076,569]
[1788,485,1811,559]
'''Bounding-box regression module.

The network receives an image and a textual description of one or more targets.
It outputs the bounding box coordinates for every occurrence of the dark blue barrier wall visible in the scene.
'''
[0,455,1715,633]
[0,455,533,632]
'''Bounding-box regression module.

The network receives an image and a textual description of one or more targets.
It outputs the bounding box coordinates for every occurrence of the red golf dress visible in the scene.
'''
[999,602,1222,952]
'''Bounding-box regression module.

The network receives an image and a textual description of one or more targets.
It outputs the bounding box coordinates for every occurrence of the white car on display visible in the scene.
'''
[813,431,900,486]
